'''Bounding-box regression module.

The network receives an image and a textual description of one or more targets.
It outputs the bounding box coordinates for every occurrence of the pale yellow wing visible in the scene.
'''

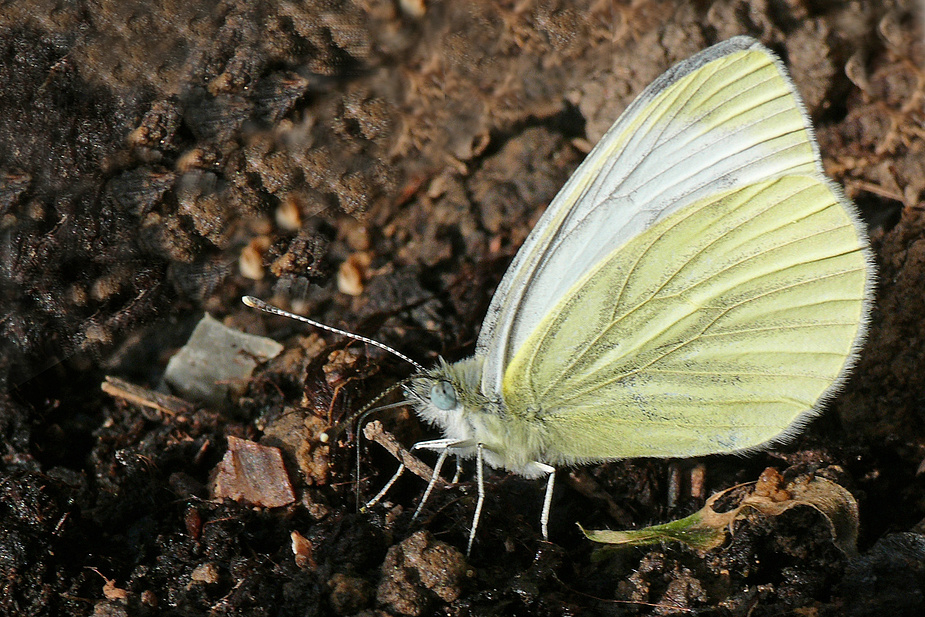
[501,175,871,462]
[477,37,822,400]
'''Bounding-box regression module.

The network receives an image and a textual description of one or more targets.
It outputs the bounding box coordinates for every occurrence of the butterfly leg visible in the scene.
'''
[412,446,451,520]
[451,455,463,484]
[407,438,476,523]
[412,439,483,556]
[467,443,485,556]
[537,463,556,541]
[365,437,462,510]
[365,465,405,509]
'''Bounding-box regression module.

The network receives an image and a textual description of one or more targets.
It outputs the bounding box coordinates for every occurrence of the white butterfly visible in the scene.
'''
[246,35,873,555]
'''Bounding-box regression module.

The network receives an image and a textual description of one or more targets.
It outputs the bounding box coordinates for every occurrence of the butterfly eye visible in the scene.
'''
[430,381,457,410]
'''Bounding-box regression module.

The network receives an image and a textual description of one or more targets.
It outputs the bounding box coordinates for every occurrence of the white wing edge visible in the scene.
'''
[740,173,876,456]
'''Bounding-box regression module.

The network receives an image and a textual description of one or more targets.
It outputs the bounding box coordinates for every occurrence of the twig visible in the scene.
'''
[362,420,451,487]
[101,376,194,417]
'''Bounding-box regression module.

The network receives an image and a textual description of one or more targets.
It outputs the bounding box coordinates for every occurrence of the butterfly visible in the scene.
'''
[246,35,873,555]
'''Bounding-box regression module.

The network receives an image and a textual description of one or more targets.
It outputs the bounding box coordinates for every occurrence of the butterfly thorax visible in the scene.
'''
[404,356,553,478]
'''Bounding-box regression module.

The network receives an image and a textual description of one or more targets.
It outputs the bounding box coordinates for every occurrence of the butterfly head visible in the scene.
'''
[404,357,490,443]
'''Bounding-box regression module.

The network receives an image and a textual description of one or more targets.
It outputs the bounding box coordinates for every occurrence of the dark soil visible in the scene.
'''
[2,1,924,615]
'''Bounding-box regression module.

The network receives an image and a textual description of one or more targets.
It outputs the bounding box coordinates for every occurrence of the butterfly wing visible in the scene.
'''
[477,36,825,399]
[501,174,871,461]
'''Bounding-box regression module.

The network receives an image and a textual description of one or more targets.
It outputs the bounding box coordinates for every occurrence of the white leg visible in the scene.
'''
[466,444,486,555]
[366,437,484,553]
[367,438,474,509]
[539,464,556,541]
[413,447,450,520]
[365,438,457,509]
[365,464,405,509]
[523,462,556,540]
[451,456,462,484]
[411,438,469,452]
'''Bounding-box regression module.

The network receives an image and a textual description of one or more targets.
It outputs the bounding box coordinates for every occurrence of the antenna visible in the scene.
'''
[241,296,426,372]
[242,296,426,511]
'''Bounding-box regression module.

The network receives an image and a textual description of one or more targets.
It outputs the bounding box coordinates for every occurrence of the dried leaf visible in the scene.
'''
[581,468,859,556]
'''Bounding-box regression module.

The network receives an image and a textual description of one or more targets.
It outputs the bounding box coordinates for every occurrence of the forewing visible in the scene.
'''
[501,175,871,461]
[477,36,822,398]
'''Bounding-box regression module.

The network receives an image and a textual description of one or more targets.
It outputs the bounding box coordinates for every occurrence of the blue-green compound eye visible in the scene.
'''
[430,381,457,410]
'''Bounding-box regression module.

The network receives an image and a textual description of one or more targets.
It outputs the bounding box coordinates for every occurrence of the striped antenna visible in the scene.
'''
[242,296,425,511]
[241,296,425,373]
